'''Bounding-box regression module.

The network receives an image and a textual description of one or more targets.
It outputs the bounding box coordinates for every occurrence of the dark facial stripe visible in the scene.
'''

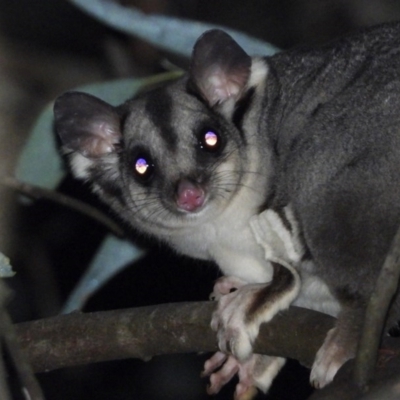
[144,88,178,150]
[89,165,125,205]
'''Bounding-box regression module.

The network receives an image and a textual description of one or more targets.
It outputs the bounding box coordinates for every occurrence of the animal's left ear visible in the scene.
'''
[189,29,251,107]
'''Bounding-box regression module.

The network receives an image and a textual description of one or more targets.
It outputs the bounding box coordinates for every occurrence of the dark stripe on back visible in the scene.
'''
[275,207,292,232]
[257,184,277,213]
[232,87,255,141]
[144,88,178,150]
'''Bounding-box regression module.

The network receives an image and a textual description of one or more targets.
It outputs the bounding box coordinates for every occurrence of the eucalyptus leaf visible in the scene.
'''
[68,0,279,57]
[62,234,144,313]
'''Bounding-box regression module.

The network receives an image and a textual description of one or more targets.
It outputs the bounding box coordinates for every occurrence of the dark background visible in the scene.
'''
[2,1,400,399]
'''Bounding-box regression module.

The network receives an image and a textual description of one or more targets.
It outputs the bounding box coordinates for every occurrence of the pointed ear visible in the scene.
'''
[189,29,251,107]
[53,92,122,158]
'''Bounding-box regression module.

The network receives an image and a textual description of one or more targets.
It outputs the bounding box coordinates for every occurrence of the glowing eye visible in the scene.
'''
[205,131,218,147]
[135,158,149,175]
[133,153,154,182]
[199,129,222,153]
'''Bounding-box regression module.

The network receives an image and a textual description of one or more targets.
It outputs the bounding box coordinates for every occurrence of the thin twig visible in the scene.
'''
[0,281,12,400]
[0,280,44,400]
[0,340,12,400]
[353,225,400,390]
[1,176,125,238]
[1,310,45,400]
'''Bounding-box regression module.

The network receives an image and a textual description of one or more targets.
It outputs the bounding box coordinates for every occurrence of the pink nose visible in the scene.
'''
[176,180,205,212]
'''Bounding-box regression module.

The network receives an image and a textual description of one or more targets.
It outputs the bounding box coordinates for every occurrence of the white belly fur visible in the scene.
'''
[295,270,340,317]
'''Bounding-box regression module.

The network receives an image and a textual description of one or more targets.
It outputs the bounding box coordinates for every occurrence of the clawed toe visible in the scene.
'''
[203,353,285,398]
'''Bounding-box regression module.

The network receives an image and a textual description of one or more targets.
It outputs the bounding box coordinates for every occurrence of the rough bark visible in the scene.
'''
[15,302,334,373]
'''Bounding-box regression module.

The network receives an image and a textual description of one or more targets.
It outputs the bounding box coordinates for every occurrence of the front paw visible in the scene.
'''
[212,264,300,361]
[211,282,271,360]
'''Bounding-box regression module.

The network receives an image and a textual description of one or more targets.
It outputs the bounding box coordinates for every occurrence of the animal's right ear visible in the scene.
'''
[54,91,122,158]
[189,29,252,108]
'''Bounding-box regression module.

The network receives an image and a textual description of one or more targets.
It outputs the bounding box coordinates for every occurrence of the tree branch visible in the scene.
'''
[353,224,400,390]
[15,302,334,373]
[13,301,400,400]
